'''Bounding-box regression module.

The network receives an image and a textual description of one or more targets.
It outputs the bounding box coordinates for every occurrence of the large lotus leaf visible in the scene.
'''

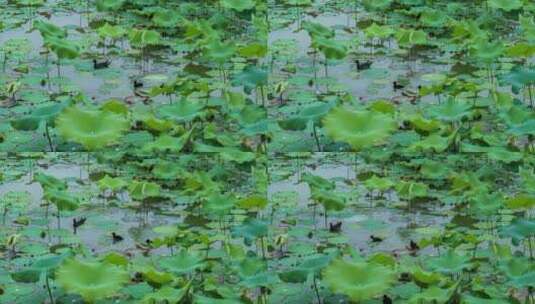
[128,181,161,201]
[159,250,205,274]
[520,15,535,42]
[286,0,312,6]
[44,188,79,211]
[203,39,237,64]
[426,250,472,273]
[428,99,473,122]
[409,285,456,304]
[128,29,162,47]
[499,218,535,244]
[420,9,449,27]
[44,36,79,60]
[33,20,65,39]
[237,195,267,210]
[232,218,268,240]
[141,285,189,304]
[364,175,395,192]
[396,181,428,200]
[152,161,186,180]
[152,10,182,28]
[311,189,345,211]
[56,106,129,150]
[313,36,347,60]
[97,23,126,40]
[203,193,236,216]
[409,133,451,153]
[302,21,334,39]
[471,39,504,62]
[301,172,335,191]
[158,101,204,123]
[194,295,243,304]
[143,130,192,153]
[506,194,535,210]
[500,67,535,94]
[98,175,127,191]
[232,66,268,92]
[462,295,511,304]
[488,0,523,11]
[95,0,125,11]
[238,42,267,58]
[469,192,503,216]
[278,102,334,131]
[419,160,451,179]
[486,147,523,163]
[279,254,332,283]
[365,23,394,39]
[193,143,256,164]
[221,0,255,11]
[323,259,396,301]
[56,259,129,302]
[10,102,67,131]
[323,107,397,151]
[362,0,391,11]
[499,257,535,288]
[396,29,427,47]
[34,172,67,191]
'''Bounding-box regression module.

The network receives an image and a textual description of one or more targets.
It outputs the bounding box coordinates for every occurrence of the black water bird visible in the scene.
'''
[370,235,383,242]
[133,79,143,88]
[383,295,393,304]
[393,81,406,90]
[407,239,420,251]
[93,58,111,69]
[72,217,87,234]
[355,59,372,71]
[111,232,124,243]
[329,221,342,233]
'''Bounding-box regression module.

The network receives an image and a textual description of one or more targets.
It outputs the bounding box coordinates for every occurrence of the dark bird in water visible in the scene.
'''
[370,235,383,242]
[93,58,111,69]
[393,81,406,90]
[355,59,372,71]
[133,79,143,88]
[329,221,342,233]
[72,217,87,234]
[383,295,393,304]
[407,239,420,252]
[111,232,124,243]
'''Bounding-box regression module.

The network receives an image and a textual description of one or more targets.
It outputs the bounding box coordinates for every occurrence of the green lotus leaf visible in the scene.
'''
[232,218,268,240]
[365,23,394,39]
[10,102,67,131]
[97,23,126,40]
[141,285,189,304]
[420,160,451,179]
[56,259,129,302]
[409,285,456,304]
[428,99,473,122]
[128,180,161,201]
[33,20,66,39]
[193,143,256,164]
[364,175,395,192]
[141,267,174,287]
[420,9,449,27]
[278,102,334,131]
[194,295,243,304]
[286,0,312,6]
[98,175,127,191]
[232,66,268,92]
[409,133,451,153]
[322,259,396,301]
[312,189,346,211]
[44,35,79,60]
[313,36,347,60]
[486,147,523,163]
[301,172,335,191]
[500,66,535,94]
[506,194,535,210]
[499,218,535,244]
[471,39,504,62]
[158,100,204,123]
[396,181,429,200]
[203,193,236,215]
[143,130,192,153]
[159,250,205,274]
[238,42,267,58]
[426,250,472,273]
[34,172,67,191]
[56,105,130,150]
[520,15,535,42]
[152,161,186,180]
[237,195,267,210]
[506,42,535,58]
[152,10,182,28]
[396,29,427,47]
[302,21,334,40]
[203,39,237,64]
[128,29,162,47]
[362,0,392,11]
[43,188,79,211]
[323,107,397,151]
[221,0,256,12]
[462,295,510,304]
[95,0,125,11]
[488,0,523,11]
[499,257,535,288]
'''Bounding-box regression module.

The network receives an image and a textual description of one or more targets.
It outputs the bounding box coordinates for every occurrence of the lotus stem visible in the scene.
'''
[45,272,55,304]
